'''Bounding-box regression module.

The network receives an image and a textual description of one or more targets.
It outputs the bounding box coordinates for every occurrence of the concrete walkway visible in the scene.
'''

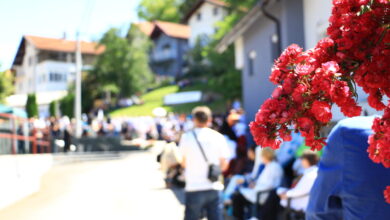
[0,152,184,220]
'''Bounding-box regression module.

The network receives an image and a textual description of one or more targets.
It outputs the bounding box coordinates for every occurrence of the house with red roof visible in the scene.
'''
[12,35,104,95]
[9,35,104,116]
[134,21,155,37]
[135,21,190,78]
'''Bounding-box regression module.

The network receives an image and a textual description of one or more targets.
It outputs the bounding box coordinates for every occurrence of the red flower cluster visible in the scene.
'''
[329,0,390,111]
[250,0,390,203]
[368,104,390,168]
[250,40,361,151]
[385,186,390,204]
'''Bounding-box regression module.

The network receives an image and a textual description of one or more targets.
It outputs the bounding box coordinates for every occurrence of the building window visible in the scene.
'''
[48,52,58,60]
[213,7,219,16]
[197,13,202,21]
[58,52,66,61]
[163,44,171,51]
[70,54,76,62]
[28,56,34,66]
[49,72,66,82]
[248,50,257,76]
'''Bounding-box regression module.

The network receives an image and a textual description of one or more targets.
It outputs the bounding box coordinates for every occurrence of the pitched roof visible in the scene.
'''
[134,21,155,36]
[216,3,263,53]
[152,21,190,39]
[183,0,229,22]
[25,35,105,55]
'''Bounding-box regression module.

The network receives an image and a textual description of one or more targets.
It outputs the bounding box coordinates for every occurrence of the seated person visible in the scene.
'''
[223,146,261,204]
[277,150,319,218]
[223,141,251,178]
[276,132,304,186]
[232,147,284,220]
[292,140,323,177]
[307,116,390,219]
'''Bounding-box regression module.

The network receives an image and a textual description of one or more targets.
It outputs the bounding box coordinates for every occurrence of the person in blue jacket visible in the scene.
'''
[306,116,390,219]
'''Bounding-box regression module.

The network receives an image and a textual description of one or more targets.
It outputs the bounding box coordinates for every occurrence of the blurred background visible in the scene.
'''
[0,0,384,219]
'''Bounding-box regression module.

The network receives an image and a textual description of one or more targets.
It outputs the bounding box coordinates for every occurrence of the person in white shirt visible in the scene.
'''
[277,151,319,218]
[232,147,284,220]
[179,106,230,220]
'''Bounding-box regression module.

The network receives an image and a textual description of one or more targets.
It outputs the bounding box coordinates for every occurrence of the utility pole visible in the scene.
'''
[75,32,83,138]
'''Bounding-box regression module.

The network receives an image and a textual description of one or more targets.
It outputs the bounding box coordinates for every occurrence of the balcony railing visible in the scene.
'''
[151,50,176,62]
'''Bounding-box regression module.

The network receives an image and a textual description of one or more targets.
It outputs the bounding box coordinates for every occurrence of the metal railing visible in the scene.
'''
[0,113,51,154]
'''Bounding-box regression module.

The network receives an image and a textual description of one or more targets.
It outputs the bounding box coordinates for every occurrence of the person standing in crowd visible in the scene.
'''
[17,124,25,154]
[63,124,72,152]
[49,118,61,153]
[179,106,230,220]
[277,150,319,219]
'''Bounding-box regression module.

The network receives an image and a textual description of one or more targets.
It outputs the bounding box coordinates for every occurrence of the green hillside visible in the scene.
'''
[110,85,226,117]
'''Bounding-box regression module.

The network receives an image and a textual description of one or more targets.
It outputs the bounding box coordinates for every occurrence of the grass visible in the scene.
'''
[110,84,226,117]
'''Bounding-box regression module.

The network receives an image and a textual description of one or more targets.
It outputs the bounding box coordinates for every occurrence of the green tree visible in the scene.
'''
[179,0,257,21]
[59,93,74,118]
[206,43,242,100]
[184,0,258,101]
[178,0,198,18]
[189,39,242,100]
[49,100,57,117]
[125,26,154,93]
[87,26,153,111]
[137,0,181,22]
[186,37,212,77]
[224,0,257,9]
[26,94,38,118]
[0,69,14,103]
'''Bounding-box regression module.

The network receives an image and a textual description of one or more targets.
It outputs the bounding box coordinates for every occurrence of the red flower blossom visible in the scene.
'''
[385,186,390,204]
[250,0,390,203]
[311,101,332,123]
[322,61,339,74]
[296,64,315,76]
[297,117,315,135]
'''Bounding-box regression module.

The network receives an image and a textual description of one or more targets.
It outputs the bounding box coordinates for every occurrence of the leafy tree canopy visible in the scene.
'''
[77,26,154,113]
[26,94,38,118]
[185,0,258,100]
[0,68,14,103]
[138,0,182,22]
[91,27,153,98]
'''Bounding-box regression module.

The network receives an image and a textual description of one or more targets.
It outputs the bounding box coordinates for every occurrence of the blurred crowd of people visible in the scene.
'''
[17,110,195,153]
[12,98,388,220]
[14,102,389,220]
[16,102,320,219]
[155,105,320,220]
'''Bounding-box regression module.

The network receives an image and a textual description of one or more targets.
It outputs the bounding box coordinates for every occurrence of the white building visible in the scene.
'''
[12,35,104,95]
[183,0,228,46]
[302,0,380,118]
[9,35,104,116]
[303,0,332,49]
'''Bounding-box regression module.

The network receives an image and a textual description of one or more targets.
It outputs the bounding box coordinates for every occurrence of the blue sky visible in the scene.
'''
[0,0,141,70]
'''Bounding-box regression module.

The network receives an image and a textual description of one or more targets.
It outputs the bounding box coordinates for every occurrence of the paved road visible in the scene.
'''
[0,152,184,220]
